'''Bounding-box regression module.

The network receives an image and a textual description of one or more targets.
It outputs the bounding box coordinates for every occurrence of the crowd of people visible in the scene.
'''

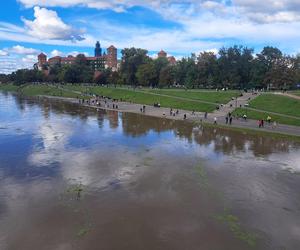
[78,95,120,110]
[76,96,278,130]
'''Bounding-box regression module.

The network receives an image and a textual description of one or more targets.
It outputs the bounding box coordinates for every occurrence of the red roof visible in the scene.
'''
[38,53,47,57]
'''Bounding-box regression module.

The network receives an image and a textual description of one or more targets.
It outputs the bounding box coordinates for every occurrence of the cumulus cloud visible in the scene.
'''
[7,45,39,55]
[0,50,9,56]
[233,0,300,23]
[67,51,89,57]
[50,49,64,57]
[17,0,300,24]
[0,45,42,73]
[22,6,85,41]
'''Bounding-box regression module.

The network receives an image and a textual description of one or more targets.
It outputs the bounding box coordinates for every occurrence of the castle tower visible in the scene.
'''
[38,53,47,65]
[95,41,102,57]
[37,53,47,70]
[158,50,167,58]
[106,45,117,70]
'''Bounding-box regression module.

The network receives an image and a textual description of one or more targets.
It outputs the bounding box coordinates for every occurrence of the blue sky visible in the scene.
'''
[1,0,300,73]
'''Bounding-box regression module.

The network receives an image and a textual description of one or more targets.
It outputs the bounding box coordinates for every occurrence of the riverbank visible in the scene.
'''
[36,94,300,139]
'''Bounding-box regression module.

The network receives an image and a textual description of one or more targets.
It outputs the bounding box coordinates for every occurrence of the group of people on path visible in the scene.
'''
[78,95,120,110]
[258,116,277,129]
[170,108,180,117]
[225,112,233,125]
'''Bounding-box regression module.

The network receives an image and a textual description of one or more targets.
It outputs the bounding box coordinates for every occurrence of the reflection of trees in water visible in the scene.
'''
[14,95,298,157]
[121,112,194,141]
[13,94,26,112]
[193,127,293,156]
[106,110,119,129]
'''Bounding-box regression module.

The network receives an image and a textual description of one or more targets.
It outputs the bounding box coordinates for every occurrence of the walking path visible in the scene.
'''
[274,92,300,100]
[40,94,300,137]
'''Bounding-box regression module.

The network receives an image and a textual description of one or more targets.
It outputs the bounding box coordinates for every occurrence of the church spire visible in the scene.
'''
[95,41,102,57]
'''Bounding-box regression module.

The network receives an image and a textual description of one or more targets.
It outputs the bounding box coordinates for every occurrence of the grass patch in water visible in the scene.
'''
[143,156,153,166]
[216,210,257,247]
[77,227,90,237]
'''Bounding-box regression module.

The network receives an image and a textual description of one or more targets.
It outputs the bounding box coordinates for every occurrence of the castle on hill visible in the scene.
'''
[36,41,118,72]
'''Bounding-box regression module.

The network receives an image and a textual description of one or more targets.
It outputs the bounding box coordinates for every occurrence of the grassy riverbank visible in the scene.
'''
[143,88,239,104]
[233,108,300,127]
[232,93,300,127]
[248,94,300,118]
[62,85,219,112]
[0,84,86,99]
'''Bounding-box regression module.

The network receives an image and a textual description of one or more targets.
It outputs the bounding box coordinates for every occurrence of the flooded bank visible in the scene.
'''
[0,92,300,250]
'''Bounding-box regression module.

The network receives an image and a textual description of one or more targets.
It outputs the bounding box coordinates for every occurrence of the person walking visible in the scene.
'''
[225,116,228,124]
[229,116,232,125]
[204,112,208,119]
[214,117,217,125]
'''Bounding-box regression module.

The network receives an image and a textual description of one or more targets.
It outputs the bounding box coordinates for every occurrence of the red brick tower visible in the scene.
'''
[106,45,117,70]
[38,53,47,67]
[158,50,167,58]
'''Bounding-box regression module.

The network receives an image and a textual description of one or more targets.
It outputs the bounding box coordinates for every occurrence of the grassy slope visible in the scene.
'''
[0,84,85,99]
[233,108,300,126]
[64,85,217,112]
[143,89,239,104]
[249,94,300,118]
[0,84,20,92]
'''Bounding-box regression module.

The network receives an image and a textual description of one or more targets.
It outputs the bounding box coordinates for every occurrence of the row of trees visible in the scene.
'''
[1,45,299,89]
[119,46,300,89]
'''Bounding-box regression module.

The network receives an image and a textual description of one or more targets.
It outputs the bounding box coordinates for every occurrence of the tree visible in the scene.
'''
[196,52,218,88]
[120,48,149,86]
[252,46,283,89]
[136,62,156,86]
[159,65,175,88]
[152,57,169,87]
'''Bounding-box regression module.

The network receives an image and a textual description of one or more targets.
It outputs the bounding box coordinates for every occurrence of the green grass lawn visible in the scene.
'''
[0,84,85,99]
[249,94,300,118]
[80,86,217,112]
[143,88,239,104]
[0,84,21,92]
[1,84,217,112]
[233,108,300,127]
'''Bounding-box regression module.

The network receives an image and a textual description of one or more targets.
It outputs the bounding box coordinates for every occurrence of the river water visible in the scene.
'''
[0,92,300,250]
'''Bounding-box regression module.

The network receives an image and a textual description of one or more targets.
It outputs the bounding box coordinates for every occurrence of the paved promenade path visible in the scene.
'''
[41,93,300,137]
[274,92,300,101]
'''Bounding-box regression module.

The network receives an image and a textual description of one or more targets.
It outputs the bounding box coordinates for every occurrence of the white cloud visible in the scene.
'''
[0,50,9,56]
[50,49,64,57]
[17,0,300,24]
[22,6,85,41]
[21,54,37,64]
[67,51,89,57]
[8,45,39,55]
[0,54,36,74]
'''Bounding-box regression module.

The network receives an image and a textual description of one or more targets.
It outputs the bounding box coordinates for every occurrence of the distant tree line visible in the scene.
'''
[1,45,299,90]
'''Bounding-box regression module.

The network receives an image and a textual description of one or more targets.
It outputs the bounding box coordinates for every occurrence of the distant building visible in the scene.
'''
[106,45,118,71]
[157,50,176,65]
[167,56,176,65]
[95,41,102,57]
[36,41,118,72]
[158,50,167,58]
[37,53,47,70]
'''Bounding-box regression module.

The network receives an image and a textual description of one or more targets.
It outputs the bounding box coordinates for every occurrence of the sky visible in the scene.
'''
[0,0,300,74]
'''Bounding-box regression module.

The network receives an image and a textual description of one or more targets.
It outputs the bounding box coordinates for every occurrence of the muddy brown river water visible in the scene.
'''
[0,92,300,250]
